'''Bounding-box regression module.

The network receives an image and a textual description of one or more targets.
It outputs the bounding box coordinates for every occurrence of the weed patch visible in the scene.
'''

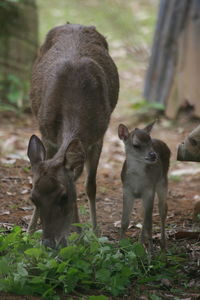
[0,225,191,299]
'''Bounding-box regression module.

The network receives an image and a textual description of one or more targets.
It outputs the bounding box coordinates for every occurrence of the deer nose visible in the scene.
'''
[42,238,56,249]
[148,151,157,161]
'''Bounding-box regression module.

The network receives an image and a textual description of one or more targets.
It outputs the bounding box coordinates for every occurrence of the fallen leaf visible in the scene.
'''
[20,206,33,211]
[6,191,15,196]
[193,195,200,201]
[22,215,32,223]
[1,158,16,164]
[0,222,14,232]
[161,278,172,288]
[0,210,10,216]
[170,168,200,176]
[21,189,29,195]
[114,220,121,228]
[135,222,142,229]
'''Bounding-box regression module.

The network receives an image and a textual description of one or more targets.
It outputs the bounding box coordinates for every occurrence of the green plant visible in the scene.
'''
[169,175,182,183]
[0,225,190,299]
[0,73,29,109]
[79,205,89,217]
[131,100,165,112]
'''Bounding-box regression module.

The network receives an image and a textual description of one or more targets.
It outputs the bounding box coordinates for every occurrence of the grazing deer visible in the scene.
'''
[27,24,119,248]
[118,121,170,251]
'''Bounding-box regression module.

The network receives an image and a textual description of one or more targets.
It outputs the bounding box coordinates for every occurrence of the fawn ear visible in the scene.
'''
[118,124,129,141]
[65,139,85,171]
[27,135,46,166]
[144,120,156,134]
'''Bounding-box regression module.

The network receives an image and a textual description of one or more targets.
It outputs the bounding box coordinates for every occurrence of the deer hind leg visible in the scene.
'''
[85,139,103,231]
[156,178,168,250]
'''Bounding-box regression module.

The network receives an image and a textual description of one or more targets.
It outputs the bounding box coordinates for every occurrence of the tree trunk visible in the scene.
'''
[143,0,192,117]
[166,0,200,118]
[0,0,38,109]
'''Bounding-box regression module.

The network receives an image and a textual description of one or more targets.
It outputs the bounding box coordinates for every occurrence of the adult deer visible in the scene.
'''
[27,24,119,248]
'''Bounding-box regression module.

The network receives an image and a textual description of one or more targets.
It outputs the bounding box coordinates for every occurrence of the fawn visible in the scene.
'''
[118,121,170,251]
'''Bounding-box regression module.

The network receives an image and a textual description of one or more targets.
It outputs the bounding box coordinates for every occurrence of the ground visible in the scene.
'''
[0,108,200,300]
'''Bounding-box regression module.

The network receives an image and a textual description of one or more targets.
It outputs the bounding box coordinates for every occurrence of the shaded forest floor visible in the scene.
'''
[0,110,200,299]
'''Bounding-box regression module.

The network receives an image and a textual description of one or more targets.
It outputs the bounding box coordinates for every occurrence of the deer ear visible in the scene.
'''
[27,135,46,166]
[65,139,85,171]
[144,120,156,134]
[118,124,129,141]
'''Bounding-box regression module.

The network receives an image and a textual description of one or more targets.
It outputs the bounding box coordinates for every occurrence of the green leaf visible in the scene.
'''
[0,259,10,275]
[89,296,109,300]
[149,295,162,300]
[119,238,133,250]
[59,245,77,260]
[52,296,61,300]
[68,232,79,242]
[98,236,109,243]
[56,261,69,273]
[29,276,46,284]
[121,266,133,278]
[17,263,28,277]
[24,247,43,259]
[132,242,146,257]
[76,260,91,273]
[96,269,111,283]
[33,230,43,239]
[90,241,100,253]
[131,100,165,111]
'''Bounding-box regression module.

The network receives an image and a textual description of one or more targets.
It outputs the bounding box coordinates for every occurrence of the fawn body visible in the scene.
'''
[118,122,170,250]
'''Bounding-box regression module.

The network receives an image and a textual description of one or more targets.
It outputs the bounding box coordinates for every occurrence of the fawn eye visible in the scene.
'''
[189,138,198,146]
[133,144,140,149]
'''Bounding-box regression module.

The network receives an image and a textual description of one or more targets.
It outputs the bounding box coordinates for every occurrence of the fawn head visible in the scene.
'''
[118,121,158,164]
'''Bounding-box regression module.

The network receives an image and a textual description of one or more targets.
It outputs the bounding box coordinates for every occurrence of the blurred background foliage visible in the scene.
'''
[0,0,158,112]
[0,0,38,111]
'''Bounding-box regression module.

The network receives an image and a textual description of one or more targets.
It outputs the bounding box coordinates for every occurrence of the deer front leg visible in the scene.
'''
[141,191,155,252]
[120,186,134,239]
[85,140,103,232]
[27,206,40,234]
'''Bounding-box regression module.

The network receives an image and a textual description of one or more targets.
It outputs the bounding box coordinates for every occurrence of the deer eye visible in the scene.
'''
[59,193,68,205]
[189,138,197,146]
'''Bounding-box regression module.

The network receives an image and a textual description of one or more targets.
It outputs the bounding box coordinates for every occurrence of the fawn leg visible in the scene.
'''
[120,187,134,239]
[156,178,168,250]
[141,191,154,252]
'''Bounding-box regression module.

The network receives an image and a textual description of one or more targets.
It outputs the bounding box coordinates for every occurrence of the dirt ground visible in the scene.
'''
[0,109,200,300]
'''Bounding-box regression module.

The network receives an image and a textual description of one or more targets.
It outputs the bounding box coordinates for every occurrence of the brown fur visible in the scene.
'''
[27,24,119,248]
